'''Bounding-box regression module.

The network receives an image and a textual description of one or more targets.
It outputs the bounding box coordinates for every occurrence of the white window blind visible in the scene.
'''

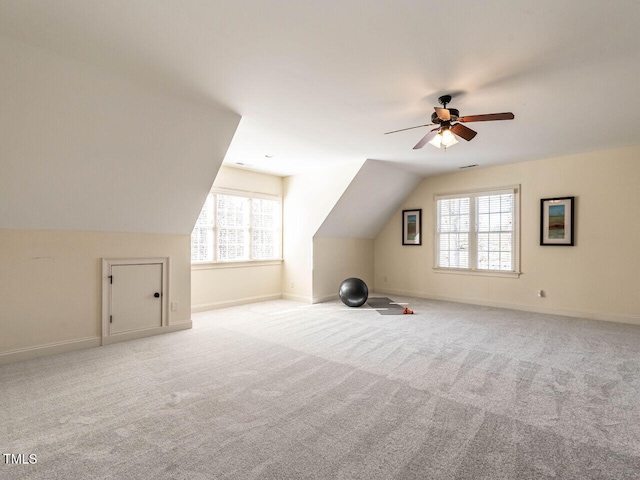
[217,194,250,261]
[436,187,519,274]
[437,197,470,269]
[191,194,214,263]
[190,191,282,263]
[251,198,281,260]
[476,193,514,271]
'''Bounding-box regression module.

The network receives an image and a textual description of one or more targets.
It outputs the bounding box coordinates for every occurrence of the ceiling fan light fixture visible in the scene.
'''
[429,129,459,149]
[440,129,458,148]
[428,132,442,148]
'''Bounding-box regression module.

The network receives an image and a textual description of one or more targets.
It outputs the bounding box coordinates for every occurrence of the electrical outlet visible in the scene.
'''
[537,290,544,298]
[171,301,178,311]
[384,276,388,283]
[290,282,295,289]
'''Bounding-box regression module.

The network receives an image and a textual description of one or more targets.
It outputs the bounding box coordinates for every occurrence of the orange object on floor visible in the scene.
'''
[403,307,414,314]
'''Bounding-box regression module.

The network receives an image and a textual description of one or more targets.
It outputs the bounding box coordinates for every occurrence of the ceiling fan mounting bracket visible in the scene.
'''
[438,95,452,107]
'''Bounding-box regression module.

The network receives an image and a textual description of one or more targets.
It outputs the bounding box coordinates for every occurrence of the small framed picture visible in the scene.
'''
[402,209,422,245]
[540,197,574,246]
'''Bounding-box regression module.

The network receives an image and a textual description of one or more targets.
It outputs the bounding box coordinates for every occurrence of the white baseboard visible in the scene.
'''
[282,293,313,303]
[102,321,192,345]
[374,288,640,326]
[312,293,339,304]
[0,336,102,365]
[192,294,283,313]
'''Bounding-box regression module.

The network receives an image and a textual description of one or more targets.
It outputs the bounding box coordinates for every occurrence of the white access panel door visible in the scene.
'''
[110,263,163,334]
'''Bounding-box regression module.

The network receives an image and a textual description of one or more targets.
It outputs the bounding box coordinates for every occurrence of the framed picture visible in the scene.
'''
[540,197,574,246]
[402,209,422,245]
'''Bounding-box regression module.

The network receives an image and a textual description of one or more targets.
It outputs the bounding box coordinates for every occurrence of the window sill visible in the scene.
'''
[433,268,521,279]
[191,259,283,270]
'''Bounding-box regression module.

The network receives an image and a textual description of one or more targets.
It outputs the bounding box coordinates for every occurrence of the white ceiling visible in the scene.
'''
[2,0,639,177]
[0,36,240,234]
[316,160,422,239]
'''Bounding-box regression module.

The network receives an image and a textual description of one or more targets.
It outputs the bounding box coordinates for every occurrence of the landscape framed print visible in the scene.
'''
[402,209,422,245]
[540,197,574,246]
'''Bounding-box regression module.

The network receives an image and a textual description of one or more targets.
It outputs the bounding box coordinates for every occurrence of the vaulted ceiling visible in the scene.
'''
[1,1,639,176]
[0,37,240,234]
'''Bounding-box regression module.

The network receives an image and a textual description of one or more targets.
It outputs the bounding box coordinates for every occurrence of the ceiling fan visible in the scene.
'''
[385,95,514,150]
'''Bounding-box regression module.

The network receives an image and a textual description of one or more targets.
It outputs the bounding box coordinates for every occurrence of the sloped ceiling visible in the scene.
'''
[0,1,638,177]
[315,160,422,239]
[0,37,240,234]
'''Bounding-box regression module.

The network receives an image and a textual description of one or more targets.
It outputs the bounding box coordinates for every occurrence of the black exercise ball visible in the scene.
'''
[339,278,369,307]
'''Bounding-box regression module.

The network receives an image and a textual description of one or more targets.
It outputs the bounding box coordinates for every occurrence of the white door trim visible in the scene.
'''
[101,257,169,345]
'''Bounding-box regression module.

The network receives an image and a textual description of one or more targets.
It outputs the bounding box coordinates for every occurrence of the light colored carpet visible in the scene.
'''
[2,297,640,479]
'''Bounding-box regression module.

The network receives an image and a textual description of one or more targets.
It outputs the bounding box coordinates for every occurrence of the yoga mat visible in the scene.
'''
[366,297,406,315]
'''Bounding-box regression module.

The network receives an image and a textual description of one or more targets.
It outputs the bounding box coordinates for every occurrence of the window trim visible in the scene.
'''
[191,259,282,270]
[433,185,521,278]
[191,188,282,265]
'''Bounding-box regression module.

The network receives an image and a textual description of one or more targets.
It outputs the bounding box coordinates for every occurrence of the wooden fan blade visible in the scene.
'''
[384,123,434,135]
[459,112,514,123]
[435,107,450,121]
[451,123,477,141]
[413,128,439,149]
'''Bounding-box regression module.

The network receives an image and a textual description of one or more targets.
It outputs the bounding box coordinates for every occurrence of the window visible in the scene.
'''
[191,190,281,263]
[435,186,519,275]
[191,194,214,263]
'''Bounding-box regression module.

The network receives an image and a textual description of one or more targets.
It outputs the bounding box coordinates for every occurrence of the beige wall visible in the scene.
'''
[191,263,282,311]
[191,166,284,310]
[313,237,374,302]
[282,161,364,302]
[212,166,282,196]
[0,229,191,356]
[374,145,640,325]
